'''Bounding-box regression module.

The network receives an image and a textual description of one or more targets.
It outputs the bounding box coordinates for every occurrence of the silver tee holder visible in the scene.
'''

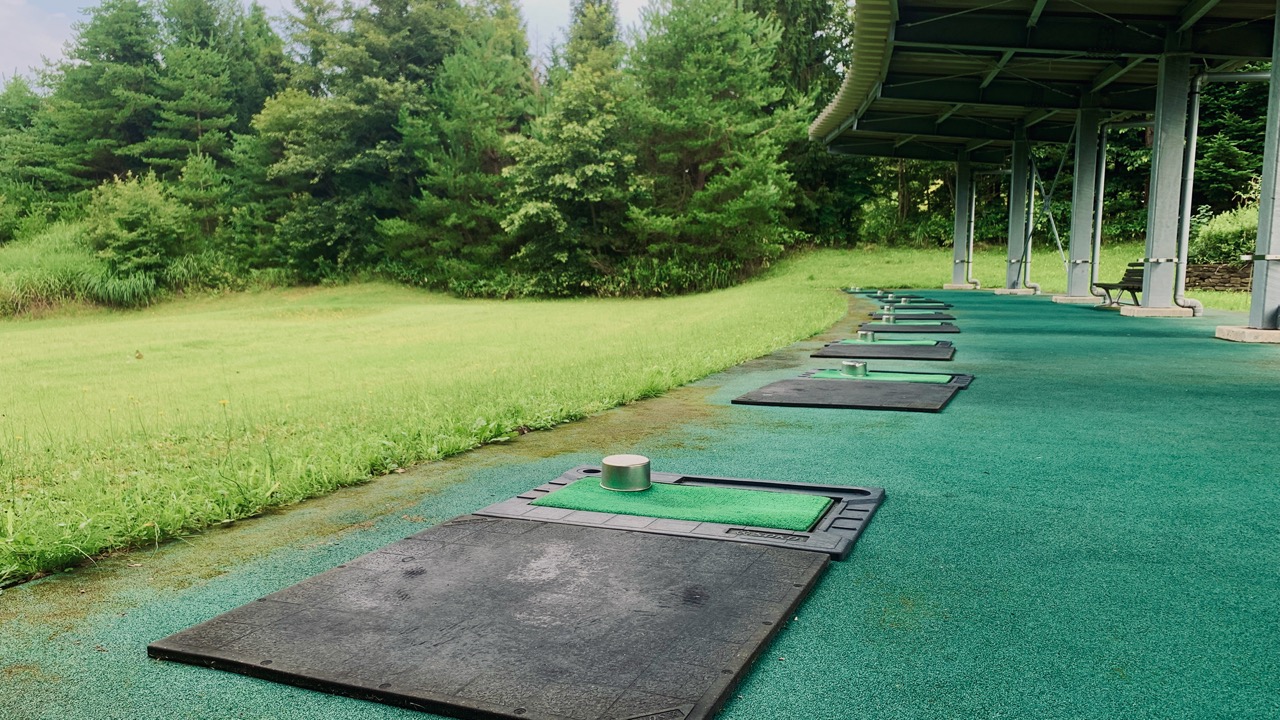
[600,454,652,492]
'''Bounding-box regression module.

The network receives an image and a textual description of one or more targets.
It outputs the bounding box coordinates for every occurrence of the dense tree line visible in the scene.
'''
[0,0,869,299]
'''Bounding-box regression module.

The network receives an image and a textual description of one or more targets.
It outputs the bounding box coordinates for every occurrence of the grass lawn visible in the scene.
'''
[0,243,1252,584]
[843,240,1252,312]
[1,255,855,583]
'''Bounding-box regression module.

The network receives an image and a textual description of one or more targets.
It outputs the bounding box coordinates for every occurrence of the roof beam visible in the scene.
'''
[937,103,965,123]
[855,111,1076,143]
[893,11,1273,60]
[1178,0,1223,32]
[1092,58,1145,92]
[1026,0,1050,28]
[878,73,1156,112]
[828,139,1007,164]
[980,51,1016,89]
[1023,109,1059,128]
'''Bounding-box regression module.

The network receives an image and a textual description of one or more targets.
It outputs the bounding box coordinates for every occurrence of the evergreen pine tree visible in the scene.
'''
[502,0,639,287]
[628,0,798,267]
[381,0,535,286]
[42,0,163,186]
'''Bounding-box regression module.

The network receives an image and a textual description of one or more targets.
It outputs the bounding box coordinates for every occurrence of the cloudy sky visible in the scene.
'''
[0,0,647,80]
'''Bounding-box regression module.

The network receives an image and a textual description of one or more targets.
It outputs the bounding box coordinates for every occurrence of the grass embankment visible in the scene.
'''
[1,253,861,584]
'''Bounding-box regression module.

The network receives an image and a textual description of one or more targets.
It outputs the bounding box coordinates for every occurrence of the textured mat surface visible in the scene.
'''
[732,377,962,412]
[149,517,827,720]
[804,370,955,383]
[869,312,955,320]
[812,340,955,361]
[859,321,960,333]
[530,476,833,531]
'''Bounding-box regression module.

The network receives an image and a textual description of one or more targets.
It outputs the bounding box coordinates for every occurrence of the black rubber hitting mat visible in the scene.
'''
[812,340,955,361]
[858,321,960,334]
[149,517,827,720]
[876,302,952,310]
[868,311,955,320]
[477,467,884,560]
[732,377,967,412]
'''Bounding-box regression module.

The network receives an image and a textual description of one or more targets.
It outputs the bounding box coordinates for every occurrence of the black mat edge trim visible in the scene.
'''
[799,370,974,388]
[810,340,956,361]
[474,469,885,561]
[868,312,956,320]
[731,378,962,413]
[858,322,960,334]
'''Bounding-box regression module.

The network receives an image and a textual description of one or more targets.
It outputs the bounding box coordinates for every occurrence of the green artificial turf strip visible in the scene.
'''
[836,338,938,345]
[868,319,946,326]
[529,479,833,531]
[808,369,954,383]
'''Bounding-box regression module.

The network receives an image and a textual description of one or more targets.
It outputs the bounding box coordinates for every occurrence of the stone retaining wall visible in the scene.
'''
[1185,263,1251,291]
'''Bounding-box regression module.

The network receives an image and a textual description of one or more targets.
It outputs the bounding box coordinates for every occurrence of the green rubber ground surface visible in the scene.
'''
[530,479,832,531]
[808,369,955,383]
[2,291,1278,719]
[837,338,938,345]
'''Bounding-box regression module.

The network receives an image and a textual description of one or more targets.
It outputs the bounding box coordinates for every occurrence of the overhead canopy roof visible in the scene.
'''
[812,0,1277,163]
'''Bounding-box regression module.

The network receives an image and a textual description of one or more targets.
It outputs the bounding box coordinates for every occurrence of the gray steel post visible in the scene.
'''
[1067,107,1101,297]
[1006,128,1030,289]
[1248,7,1280,329]
[952,154,973,286]
[1143,48,1191,308]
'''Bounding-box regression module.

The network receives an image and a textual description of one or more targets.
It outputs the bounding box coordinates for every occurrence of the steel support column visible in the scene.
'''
[952,154,974,286]
[1143,48,1191,308]
[1006,128,1031,289]
[1247,5,1280,329]
[1066,108,1102,297]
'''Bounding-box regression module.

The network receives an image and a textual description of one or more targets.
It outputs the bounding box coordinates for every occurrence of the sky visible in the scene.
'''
[0,0,647,81]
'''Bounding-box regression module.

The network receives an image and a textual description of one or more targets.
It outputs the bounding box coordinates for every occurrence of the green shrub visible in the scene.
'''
[84,173,192,276]
[1189,205,1259,265]
[161,250,245,292]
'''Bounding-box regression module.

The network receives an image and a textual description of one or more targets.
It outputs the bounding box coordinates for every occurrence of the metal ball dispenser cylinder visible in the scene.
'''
[841,360,869,377]
[901,297,911,305]
[858,330,876,342]
[886,293,896,301]
[600,454,652,492]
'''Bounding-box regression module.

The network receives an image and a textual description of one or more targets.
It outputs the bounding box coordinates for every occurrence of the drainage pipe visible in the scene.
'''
[966,176,981,288]
[970,169,1013,288]
[1022,160,1041,294]
[1090,127,1109,296]
[1174,71,1270,316]
[1090,121,1154,296]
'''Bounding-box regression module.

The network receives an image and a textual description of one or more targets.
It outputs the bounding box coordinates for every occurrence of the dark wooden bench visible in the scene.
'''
[1093,262,1144,306]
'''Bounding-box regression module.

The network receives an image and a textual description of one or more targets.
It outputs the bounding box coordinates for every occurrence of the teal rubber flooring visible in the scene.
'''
[2,291,1278,719]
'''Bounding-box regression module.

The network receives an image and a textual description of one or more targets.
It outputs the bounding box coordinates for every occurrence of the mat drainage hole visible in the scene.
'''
[762,621,773,626]
[259,660,272,666]
[581,468,601,474]
[793,583,803,588]
[514,708,527,715]
[378,683,392,689]
[721,669,732,675]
